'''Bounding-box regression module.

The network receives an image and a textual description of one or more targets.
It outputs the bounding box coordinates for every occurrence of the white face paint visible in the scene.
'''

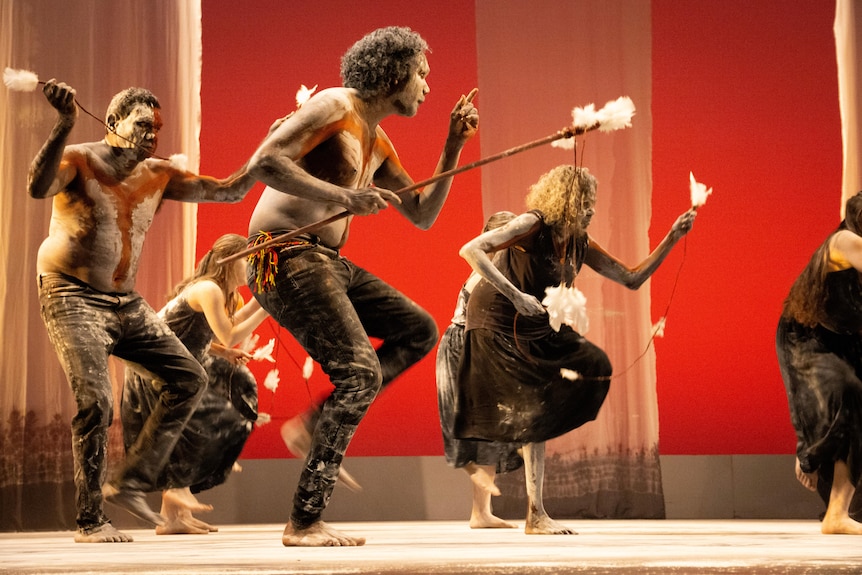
[107,103,162,154]
[391,54,430,117]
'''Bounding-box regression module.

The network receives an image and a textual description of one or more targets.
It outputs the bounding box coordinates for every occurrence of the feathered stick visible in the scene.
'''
[551,96,636,150]
[3,67,40,92]
[218,94,636,265]
[4,67,176,162]
[690,171,713,209]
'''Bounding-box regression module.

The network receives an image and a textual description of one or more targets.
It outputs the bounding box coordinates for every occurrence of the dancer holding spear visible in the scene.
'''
[244,26,478,547]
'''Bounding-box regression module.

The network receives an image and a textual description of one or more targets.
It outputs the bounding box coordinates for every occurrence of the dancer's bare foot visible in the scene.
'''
[280,417,363,492]
[821,513,862,534]
[470,510,517,529]
[102,483,165,526]
[156,513,210,535]
[163,488,213,513]
[820,460,862,534]
[464,463,514,528]
[465,462,501,496]
[184,514,218,532]
[74,522,133,543]
[795,458,818,492]
[155,507,217,535]
[157,488,217,535]
[282,520,366,547]
[525,514,576,535]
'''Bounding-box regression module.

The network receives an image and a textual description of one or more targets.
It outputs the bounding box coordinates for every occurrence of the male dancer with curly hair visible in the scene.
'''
[247,26,478,546]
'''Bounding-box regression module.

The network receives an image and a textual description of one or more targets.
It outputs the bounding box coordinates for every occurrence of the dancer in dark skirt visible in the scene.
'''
[457,164,696,534]
[123,234,270,534]
[776,191,862,534]
[436,211,523,529]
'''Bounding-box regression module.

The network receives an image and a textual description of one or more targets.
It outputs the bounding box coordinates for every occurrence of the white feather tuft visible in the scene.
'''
[652,316,667,338]
[542,283,589,334]
[3,67,40,92]
[690,171,713,208]
[571,103,599,131]
[302,356,314,380]
[169,154,188,172]
[296,84,317,107]
[256,412,272,425]
[263,368,280,393]
[560,368,581,381]
[239,333,259,353]
[596,96,635,132]
[252,338,276,363]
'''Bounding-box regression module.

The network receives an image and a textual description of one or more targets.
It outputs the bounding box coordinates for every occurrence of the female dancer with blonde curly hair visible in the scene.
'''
[457,164,695,534]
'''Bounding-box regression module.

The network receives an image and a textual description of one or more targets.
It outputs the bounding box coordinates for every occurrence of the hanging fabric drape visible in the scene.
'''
[835,0,862,211]
[475,0,662,518]
[0,0,200,531]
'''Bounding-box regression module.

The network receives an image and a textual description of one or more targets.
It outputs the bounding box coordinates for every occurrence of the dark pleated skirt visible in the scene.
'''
[455,326,612,444]
[122,355,258,493]
[436,323,523,472]
[776,317,862,496]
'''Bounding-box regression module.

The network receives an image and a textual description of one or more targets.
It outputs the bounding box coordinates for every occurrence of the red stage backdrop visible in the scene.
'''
[198,0,841,458]
[650,0,840,454]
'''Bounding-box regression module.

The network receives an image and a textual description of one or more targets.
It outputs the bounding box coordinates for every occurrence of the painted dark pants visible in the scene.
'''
[37,273,207,531]
[249,244,438,528]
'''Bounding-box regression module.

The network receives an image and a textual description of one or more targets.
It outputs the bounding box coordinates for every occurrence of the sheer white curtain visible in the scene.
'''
[0,0,200,531]
[476,0,662,518]
[835,0,861,209]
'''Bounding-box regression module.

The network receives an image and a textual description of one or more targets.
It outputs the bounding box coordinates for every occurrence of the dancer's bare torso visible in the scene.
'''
[247,89,403,249]
[37,143,174,294]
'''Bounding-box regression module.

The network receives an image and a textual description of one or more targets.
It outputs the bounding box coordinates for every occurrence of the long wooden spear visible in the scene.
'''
[218,123,597,265]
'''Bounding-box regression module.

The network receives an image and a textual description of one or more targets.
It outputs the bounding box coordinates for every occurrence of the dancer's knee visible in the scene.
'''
[72,379,113,431]
[170,362,208,404]
[404,308,439,358]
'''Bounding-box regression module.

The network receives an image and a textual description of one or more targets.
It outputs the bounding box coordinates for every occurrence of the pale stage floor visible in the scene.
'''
[2,520,862,574]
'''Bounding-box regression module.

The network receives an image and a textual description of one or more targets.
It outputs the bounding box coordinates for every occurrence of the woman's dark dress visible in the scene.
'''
[122,295,258,494]
[455,212,613,444]
[436,283,523,473]
[777,262,862,507]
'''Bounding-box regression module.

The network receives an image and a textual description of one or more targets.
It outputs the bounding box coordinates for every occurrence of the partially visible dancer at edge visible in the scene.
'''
[777,190,862,534]
[245,26,479,546]
[29,79,262,542]
[457,164,696,534]
[436,211,523,529]
[122,233,270,535]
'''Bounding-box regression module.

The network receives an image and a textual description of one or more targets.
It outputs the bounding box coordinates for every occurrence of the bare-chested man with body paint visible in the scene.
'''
[29,80,260,543]
[246,26,478,547]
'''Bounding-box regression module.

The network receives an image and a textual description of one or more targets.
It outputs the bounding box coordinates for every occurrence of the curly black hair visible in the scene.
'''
[340,26,428,99]
[105,87,160,125]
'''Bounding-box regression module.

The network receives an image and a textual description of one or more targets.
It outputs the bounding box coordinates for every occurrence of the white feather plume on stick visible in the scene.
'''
[596,96,636,132]
[553,96,636,150]
[3,67,40,92]
[690,172,713,209]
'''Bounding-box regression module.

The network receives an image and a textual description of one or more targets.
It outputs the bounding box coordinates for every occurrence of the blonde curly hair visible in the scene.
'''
[524,165,596,229]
